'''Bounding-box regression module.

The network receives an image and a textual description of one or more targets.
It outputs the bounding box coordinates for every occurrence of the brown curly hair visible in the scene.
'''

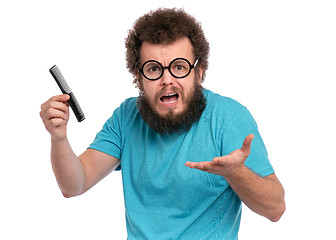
[125,8,210,84]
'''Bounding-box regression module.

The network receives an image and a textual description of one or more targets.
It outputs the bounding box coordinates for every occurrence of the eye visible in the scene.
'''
[175,65,185,71]
[149,66,160,72]
[144,62,162,73]
[171,61,189,73]
[173,62,187,69]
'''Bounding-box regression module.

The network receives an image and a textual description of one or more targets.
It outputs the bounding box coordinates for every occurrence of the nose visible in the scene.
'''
[160,68,174,86]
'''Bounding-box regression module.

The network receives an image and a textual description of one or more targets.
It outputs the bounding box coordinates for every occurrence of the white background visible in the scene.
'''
[1,0,335,239]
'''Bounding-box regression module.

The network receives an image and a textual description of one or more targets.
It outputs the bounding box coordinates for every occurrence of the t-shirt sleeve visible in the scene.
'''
[220,107,274,177]
[88,107,122,170]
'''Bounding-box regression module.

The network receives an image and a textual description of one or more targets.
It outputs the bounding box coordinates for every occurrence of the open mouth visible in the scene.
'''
[160,93,179,104]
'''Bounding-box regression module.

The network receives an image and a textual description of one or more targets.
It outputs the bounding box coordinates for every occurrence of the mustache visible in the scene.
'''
[154,86,184,99]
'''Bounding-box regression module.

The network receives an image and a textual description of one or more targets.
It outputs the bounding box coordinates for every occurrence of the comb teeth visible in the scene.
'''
[50,65,72,94]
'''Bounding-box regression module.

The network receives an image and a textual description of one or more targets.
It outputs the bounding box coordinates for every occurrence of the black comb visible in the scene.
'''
[49,65,85,122]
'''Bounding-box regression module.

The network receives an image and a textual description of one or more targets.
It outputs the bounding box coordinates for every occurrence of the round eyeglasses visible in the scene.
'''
[138,58,198,81]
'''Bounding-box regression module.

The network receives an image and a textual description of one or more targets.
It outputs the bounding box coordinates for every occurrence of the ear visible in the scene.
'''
[196,63,204,84]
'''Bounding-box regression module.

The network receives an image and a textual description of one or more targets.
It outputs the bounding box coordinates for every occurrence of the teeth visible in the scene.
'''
[166,99,178,104]
[160,92,179,105]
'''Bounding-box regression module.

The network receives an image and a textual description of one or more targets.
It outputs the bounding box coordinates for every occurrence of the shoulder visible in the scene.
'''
[202,88,246,122]
[103,96,139,129]
[118,96,138,112]
[111,96,138,119]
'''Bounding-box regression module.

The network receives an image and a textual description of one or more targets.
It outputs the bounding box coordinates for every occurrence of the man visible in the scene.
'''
[40,8,285,239]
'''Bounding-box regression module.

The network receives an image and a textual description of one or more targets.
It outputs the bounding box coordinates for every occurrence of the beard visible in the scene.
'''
[136,83,206,135]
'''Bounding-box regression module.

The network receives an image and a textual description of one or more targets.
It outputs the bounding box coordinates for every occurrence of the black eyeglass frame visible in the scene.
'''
[138,57,199,81]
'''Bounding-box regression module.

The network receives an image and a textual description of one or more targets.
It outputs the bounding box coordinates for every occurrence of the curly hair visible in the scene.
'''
[125,8,210,84]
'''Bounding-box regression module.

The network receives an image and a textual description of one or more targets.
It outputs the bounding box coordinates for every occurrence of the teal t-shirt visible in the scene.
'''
[89,89,274,240]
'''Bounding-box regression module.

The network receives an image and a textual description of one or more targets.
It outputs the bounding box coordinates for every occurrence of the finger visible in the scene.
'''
[40,96,70,117]
[40,103,69,121]
[240,134,254,157]
[41,94,69,110]
[50,94,70,102]
[48,117,67,128]
[42,108,69,132]
[212,155,232,166]
[43,108,69,121]
[41,111,68,132]
[185,161,196,168]
[185,161,217,172]
[50,100,69,113]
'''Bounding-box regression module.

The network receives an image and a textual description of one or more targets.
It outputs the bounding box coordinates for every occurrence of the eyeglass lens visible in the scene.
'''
[141,58,194,80]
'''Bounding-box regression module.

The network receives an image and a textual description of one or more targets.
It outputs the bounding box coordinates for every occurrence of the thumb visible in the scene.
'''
[50,94,70,103]
[60,94,70,102]
[240,134,254,157]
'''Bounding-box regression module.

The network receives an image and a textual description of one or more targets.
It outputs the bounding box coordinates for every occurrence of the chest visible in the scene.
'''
[119,120,228,208]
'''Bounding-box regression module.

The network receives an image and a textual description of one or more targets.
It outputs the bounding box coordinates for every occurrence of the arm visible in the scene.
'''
[224,168,285,222]
[185,134,285,222]
[40,94,120,197]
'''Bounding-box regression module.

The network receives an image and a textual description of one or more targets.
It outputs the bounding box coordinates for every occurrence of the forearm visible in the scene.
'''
[225,166,285,222]
[51,137,86,197]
